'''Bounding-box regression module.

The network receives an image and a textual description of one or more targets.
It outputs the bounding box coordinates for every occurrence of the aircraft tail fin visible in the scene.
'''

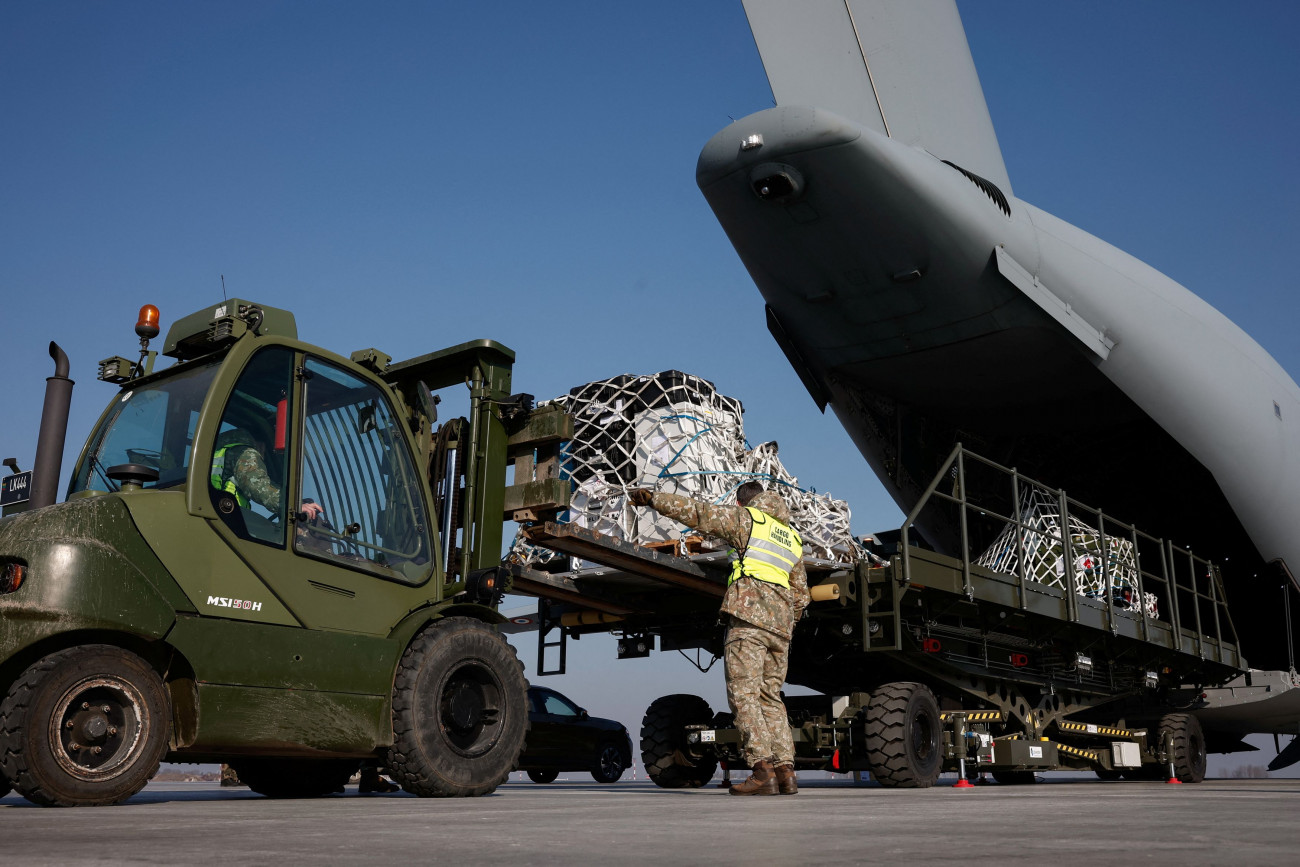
[742,0,1012,195]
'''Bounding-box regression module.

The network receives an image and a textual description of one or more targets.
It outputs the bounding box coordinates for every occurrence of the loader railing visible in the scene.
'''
[899,445,1242,666]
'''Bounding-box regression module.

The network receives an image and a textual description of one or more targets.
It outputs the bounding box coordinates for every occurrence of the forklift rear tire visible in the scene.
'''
[862,682,943,788]
[1094,768,1124,781]
[230,758,359,798]
[992,770,1038,785]
[1158,712,1206,783]
[0,645,171,807]
[386,617,529,797]
[526,769,558,784]
[640,694,718,788]
[1,771,10,799]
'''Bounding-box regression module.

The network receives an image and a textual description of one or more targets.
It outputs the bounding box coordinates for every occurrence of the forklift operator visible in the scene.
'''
[211,428,323,521]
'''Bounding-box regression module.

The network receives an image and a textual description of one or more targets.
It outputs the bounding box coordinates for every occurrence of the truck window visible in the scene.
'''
[208,347,296,546]
[296,357,431,583]
[70,359,221,496]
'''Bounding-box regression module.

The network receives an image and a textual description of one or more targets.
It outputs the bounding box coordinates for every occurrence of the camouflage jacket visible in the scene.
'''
[646,491,809,639]
[231,446,283,513]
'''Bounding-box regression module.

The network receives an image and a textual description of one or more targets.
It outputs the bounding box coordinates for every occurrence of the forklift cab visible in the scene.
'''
[69,304,438,610]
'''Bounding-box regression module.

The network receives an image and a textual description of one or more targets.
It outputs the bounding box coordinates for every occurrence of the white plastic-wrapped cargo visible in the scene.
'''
[508,371,858,566]
[975,485,1159,619]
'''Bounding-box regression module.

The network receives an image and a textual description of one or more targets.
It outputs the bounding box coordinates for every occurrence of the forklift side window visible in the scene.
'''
[69,360,221,496]
[295,357,431,583]
[209,348,296,547]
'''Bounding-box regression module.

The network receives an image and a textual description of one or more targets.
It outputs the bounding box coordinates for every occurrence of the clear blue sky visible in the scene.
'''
[3,2,1297,775]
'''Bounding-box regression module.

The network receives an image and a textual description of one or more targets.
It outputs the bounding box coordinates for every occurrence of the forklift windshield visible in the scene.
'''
[69,360,222,496]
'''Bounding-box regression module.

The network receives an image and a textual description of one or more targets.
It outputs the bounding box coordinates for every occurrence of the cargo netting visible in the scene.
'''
[975,485,1159,618]
[508,371,859,568]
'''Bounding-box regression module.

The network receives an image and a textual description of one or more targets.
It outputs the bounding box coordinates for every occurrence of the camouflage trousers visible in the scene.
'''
[724,617,794,766]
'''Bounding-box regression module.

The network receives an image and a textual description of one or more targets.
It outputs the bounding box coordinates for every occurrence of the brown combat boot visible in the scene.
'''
[774,762,798,795]
[729,759,778,796]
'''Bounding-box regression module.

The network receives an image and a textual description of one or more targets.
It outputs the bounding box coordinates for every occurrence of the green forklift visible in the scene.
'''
[0,299,570,806]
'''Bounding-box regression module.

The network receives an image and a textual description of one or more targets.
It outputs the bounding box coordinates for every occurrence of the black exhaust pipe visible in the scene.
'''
[31,342,74,509]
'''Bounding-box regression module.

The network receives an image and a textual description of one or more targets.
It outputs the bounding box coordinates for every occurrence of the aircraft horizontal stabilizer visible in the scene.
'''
[742,0,1012,193]
[1267,734,1300,771]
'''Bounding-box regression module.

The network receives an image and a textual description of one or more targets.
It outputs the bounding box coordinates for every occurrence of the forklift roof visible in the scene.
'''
[162,299,297,360]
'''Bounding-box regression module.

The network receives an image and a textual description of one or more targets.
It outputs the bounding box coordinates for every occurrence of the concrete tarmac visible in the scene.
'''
[2,775,1297,866]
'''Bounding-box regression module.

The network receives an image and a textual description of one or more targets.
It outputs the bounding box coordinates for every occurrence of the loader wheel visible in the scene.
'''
[0,645,170,807]
[862,682,943,788]
[1,771,10,799]
[229,758,358,798]
[591,741,626,784]
[1158,713,1206,783]
[1094,768,1124,781]
[526,769,558,784]
[992,770,1038,785]
[640,694,717,788]
[386,617,528,797]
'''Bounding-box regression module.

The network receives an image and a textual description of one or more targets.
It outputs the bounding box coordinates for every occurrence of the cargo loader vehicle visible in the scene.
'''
[511,445,1256,788]
[0,300,571,805]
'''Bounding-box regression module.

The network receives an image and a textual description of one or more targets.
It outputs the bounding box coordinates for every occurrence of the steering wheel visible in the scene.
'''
[300,506,365,558]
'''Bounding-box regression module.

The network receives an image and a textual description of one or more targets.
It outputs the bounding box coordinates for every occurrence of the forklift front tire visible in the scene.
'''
[386,617,529,797]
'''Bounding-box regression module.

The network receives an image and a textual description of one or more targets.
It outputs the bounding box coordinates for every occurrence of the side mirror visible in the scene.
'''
[579,709,589,720]
[418,382,439,425]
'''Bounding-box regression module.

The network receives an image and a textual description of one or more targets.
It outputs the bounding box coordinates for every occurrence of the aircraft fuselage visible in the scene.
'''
[698,106,1300,666]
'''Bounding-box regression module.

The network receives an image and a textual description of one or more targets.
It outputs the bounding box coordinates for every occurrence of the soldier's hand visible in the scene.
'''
[627,488,654,507]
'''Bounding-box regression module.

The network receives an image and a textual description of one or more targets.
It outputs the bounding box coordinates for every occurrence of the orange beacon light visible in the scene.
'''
[135,304,161,340]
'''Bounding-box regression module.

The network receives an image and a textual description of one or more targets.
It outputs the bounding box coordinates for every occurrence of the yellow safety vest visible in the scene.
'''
[211,443,250,508]
[729,506,802,588]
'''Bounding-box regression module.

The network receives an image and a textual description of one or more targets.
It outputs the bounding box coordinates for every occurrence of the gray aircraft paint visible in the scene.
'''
[698,1,1300,668]
[742,0,1011,194]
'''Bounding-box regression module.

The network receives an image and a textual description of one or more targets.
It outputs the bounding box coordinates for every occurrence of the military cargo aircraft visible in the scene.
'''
[696,0,1300,673]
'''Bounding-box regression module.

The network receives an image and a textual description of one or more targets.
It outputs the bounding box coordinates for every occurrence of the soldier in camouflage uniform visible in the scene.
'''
[629,481,808,796]
[211,429,323,521]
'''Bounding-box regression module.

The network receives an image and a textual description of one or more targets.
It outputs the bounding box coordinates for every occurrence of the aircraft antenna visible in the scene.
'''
[842,0,891,137]
[221,274,227,301]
